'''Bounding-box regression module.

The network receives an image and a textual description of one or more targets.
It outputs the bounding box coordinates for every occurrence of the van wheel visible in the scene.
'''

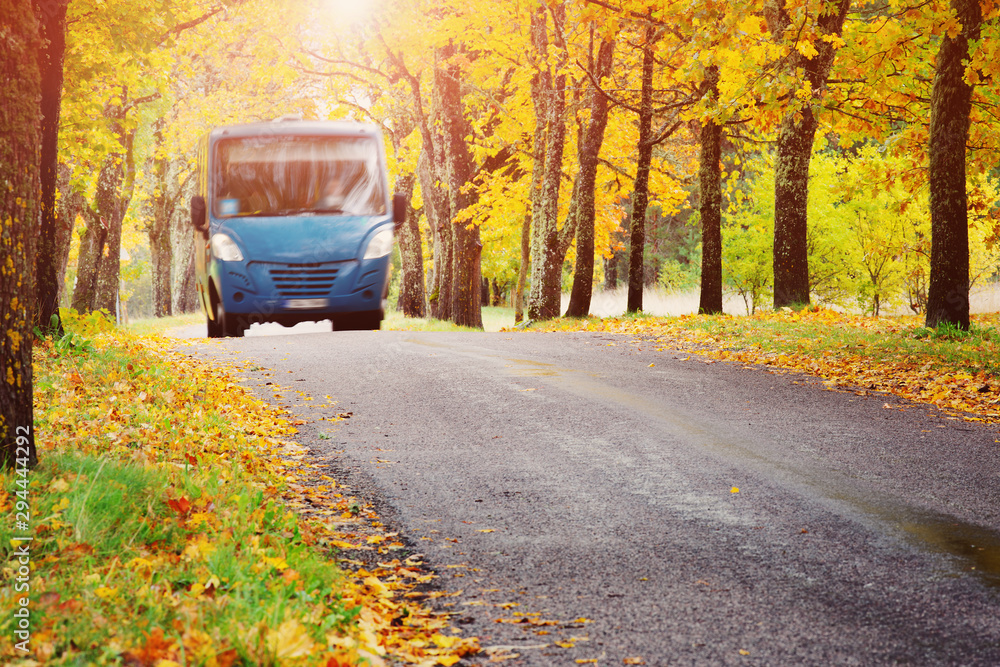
[216,299,247,337]
[207,313,221,338]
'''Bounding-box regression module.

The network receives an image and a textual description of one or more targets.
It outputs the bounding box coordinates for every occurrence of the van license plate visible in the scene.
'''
[284,298,328,310]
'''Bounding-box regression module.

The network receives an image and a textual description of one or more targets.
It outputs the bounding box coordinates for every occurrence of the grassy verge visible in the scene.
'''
[2,312,477,665]
[384,306,513,332]
[519,308,1000,424]
[124,312,203,336]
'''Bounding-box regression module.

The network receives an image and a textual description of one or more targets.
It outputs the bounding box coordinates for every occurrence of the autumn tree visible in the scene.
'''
[33,0,70,336]
[924,0,982,329]
[765,0,850,309]
[1,1,41,468]
[527,0,571,321]
[145,0,323,316]
[435,42,484,328]
[565,33,616,317]
[626,23,659,314]
[697,64,724,315]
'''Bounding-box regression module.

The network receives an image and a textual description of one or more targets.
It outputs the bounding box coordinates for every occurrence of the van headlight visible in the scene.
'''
[363,228,393,259]
[211,233,244,262]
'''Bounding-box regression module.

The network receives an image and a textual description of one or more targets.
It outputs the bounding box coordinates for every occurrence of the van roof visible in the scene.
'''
[209,119,381,140]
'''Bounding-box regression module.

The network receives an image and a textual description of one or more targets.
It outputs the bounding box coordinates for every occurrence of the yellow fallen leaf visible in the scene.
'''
[49,478,70,493]
[739,649,750,655]
[268,619,316,659]
[731,487,740,493]
[94,586,117,600]
[364,576,391,597]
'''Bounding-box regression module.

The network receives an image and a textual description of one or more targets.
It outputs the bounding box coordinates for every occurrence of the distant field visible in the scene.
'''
[122,282,1000,337]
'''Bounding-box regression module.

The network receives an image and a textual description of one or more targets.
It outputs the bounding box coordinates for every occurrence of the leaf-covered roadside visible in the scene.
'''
[1,318,478,665]
[520,309,1000,424]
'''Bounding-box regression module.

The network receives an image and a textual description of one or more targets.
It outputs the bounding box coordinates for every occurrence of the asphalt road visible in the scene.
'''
[195,327,1000,665]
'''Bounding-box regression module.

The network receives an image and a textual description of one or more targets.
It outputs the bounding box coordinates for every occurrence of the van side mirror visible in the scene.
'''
[191,195,208,234]
[392,193,407,229]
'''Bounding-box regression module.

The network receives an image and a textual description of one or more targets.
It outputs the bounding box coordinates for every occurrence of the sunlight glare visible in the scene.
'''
[323,0,376,25]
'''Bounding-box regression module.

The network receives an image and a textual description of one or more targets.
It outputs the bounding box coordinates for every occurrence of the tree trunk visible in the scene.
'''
[771,105,817,309]
[72,111,137,317]
[517,28,551,325]
[627,26,657,314]
[566,35,615,318]
[55,164,82,305]
[149,125,173,317]
[1,0,41,468]
[395,172,427,318]
[435,42,483,329]
[419,142,453,321]
[33,0,69,335]
[514,213,531,323]
[925,0,980,330]
[176,250,198,313]
[767,0,849,309]
[698,74,724,315]
[95,125,136,315]
[399,51,451,322]
[527,1,568,321]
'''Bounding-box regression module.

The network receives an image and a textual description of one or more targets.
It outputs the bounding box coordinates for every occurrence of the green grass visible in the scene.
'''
[384,306,514,332]
[5,325,368,664]
[124,312,203,336]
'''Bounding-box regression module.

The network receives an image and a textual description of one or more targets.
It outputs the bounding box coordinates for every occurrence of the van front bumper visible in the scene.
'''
[212,256,390,323]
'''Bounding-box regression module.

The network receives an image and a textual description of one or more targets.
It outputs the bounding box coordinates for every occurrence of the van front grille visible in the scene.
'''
[267,264,339,297]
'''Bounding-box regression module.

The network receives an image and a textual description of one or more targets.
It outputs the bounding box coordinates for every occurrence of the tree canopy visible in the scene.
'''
[4,0,1000,463]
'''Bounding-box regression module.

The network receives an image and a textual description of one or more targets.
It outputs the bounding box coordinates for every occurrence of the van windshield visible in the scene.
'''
[212,135,386,217]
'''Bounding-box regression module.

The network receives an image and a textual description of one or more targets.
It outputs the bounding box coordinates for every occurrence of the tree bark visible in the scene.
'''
[767,0,850,309]
[176,250,198,313]
[395,172,427,318]
[517,24,551,324]
[528,0,568,321]
[925,0,980,330]
[419,147,453,321]
[55,164,82,304]
[33,0,69,335]
[566,35,616,318]
[150,126,173,318]
[514,213,531,323]
[71,107,137,317]
[627,25,657,314]
[435,42,483,329]
[698,67,724,315]
[1,0,41,468]
[391,44,450,322]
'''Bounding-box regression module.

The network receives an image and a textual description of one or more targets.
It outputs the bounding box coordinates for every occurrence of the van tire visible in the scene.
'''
[216,299,247,337]
[334,310,382,331]
[207,312,221,338]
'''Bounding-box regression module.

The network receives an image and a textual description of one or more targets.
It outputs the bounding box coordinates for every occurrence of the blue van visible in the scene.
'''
[190,119,405,337]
